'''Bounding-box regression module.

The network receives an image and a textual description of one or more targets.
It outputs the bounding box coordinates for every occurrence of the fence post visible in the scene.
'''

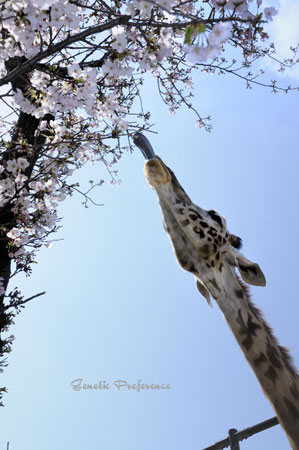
[228,429,240,450]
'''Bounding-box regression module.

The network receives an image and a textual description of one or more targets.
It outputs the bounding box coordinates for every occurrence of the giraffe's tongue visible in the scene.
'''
[133,132,156,159]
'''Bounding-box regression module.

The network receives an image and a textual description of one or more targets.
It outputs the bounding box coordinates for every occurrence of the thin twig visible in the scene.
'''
[4,291,46,311]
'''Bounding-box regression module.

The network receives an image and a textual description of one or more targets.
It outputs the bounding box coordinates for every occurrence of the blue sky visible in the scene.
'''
[1,2,299,449]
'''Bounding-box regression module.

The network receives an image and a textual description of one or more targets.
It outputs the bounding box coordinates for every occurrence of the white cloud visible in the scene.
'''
[265,0,299,80]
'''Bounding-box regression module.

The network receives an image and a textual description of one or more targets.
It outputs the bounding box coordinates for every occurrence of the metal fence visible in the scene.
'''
[202,416,279,450]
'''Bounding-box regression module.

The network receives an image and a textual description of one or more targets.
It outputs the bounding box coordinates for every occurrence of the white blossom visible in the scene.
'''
[209,22,232,46]
[263,6,278,21]
[7,228,21,240]
[17,157,30,170]
[6,159,18,173]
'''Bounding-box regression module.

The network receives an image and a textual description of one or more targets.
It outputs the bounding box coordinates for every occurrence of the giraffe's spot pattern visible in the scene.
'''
[242,334,254,351]
[188,208,203,220]
[290,381,299,400]
[201,244,210,255]
[189,263,197,273]
[239,263,258,276]
[246,313,262,335]
[193,226,205,239]
[253,352,267,368]
[177,256,188,268]
[207,210,223,227]
[237,310,261,351]
[207,227,218,237]
[234,289,244,299]
[283,397,299,423]
[264,364,278,386]
[266,339,283,370]
[200,221,209,228]
[180,219,190,227]
[208,278,220,292]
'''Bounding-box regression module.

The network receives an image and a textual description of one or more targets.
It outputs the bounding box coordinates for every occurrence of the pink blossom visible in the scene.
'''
[263,6,278,21]
[7,228,21,240]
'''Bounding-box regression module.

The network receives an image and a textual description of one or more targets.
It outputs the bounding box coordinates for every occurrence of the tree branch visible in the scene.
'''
[0,16,130,87]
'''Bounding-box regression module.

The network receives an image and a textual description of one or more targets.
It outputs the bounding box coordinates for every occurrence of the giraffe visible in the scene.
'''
[133,133,299,449]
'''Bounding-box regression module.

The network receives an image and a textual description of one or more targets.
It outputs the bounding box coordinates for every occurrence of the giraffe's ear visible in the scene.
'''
[235,254,266,287]
[196,279,212,307]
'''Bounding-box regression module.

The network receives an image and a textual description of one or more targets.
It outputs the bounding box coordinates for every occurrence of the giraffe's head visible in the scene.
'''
[144,156,266,304]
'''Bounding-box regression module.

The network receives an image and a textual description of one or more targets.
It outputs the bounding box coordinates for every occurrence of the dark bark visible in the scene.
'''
[0,56,54,404]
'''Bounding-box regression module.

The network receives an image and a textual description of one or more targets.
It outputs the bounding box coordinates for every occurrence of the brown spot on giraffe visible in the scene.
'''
[188,263,197,273]
[290,381,299,400]
[266,339,283,370]
[200,244,209,255]
[237,310,261,351]
[188,208,203,220]
[283,397,299,423]
[234,289,244,299]
[208,278,220,292]
[264,364,278,386]
[200,221,209,228]
[192,226,205,239]
[242,334,254,351]
[207,228,217,237]
[246,313,262,335]
[180,219,190,227]
[253,352,267,368]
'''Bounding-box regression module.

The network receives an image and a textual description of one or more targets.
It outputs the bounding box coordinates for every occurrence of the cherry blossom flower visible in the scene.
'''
[7,228,21,240]
[17,157,30,171]
[133,0,153,17]
[111,26,128,53]
[6,160,19,173]
[156,0,175,10]
[184,44,221,64]
[263,6,278,21]
[209,22,232,46]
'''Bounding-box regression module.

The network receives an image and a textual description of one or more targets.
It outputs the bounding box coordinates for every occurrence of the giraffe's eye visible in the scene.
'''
[207,210,223,227]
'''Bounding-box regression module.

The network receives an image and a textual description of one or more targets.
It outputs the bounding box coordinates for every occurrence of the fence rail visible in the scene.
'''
[202,416,279,450]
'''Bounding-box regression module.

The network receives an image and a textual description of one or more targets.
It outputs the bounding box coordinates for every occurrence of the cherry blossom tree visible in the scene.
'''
[0,0,298,404]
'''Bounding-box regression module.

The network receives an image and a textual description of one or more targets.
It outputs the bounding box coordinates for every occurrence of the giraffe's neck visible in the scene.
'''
[142,155,299,447]
[217,267,299,449]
